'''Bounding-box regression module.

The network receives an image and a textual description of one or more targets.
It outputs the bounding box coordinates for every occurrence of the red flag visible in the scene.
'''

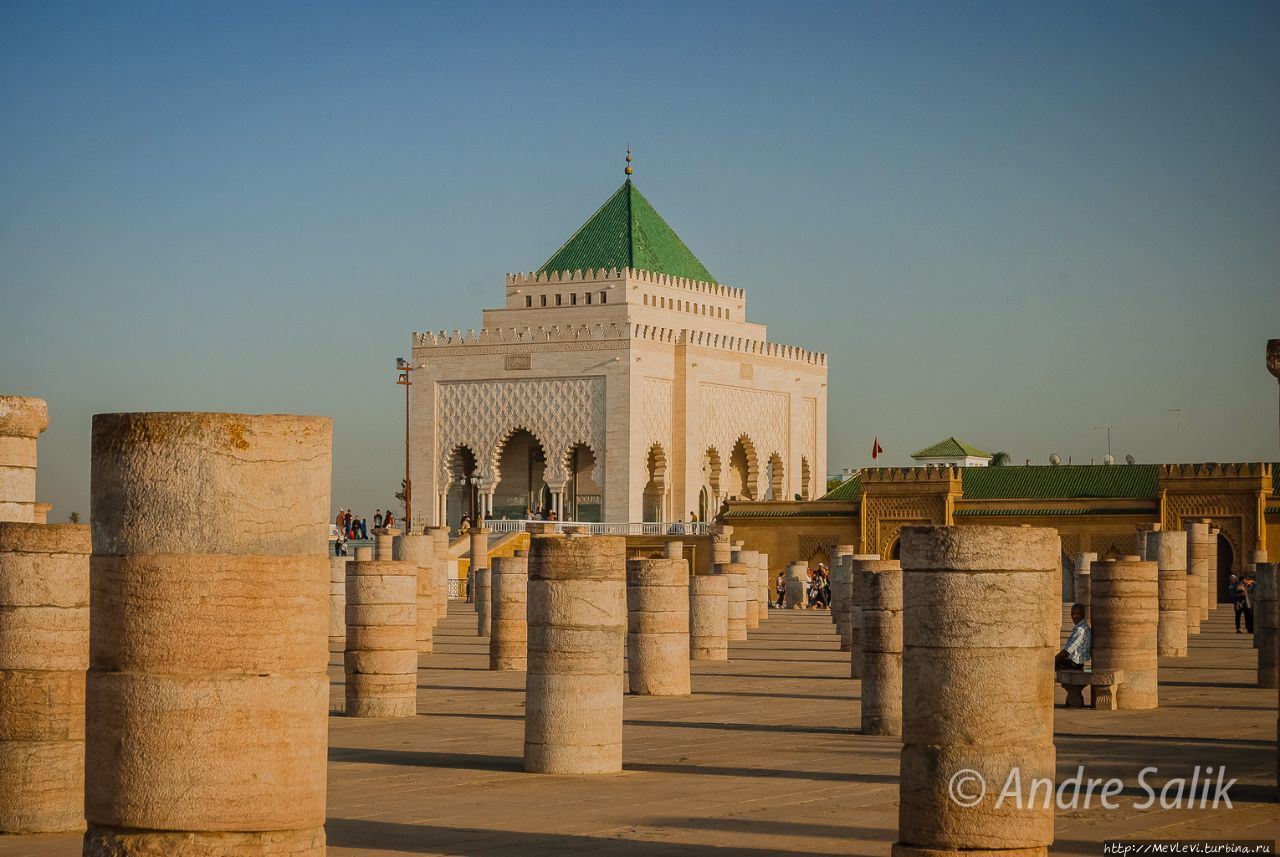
[872,436,884,460]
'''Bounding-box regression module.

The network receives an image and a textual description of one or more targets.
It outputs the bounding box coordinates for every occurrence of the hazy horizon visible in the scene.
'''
[2,1,1278,521]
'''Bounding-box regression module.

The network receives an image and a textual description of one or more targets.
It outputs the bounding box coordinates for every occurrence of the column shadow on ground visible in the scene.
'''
[325,818,844,856]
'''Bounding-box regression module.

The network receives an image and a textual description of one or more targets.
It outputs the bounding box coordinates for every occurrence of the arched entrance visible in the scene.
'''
[765,453,784,501]
[728,436,758,500]
[643,444,668,522]
[1216,532,1234,604]
[492,429,547,520]
[445,445,478,531]
[565,443,601,522]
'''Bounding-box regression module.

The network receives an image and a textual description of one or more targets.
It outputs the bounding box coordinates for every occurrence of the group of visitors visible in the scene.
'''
[332,507,398,556]
[772,563,832,609]
[1230,573,1256,633]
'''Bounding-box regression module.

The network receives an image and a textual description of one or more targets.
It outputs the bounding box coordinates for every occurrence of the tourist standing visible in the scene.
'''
[374,510,383,530]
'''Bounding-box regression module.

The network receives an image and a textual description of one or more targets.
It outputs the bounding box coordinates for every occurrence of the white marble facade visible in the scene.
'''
[410,267,827,529]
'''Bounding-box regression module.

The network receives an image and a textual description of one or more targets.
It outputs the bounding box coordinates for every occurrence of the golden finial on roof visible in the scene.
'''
[624,146,633,176]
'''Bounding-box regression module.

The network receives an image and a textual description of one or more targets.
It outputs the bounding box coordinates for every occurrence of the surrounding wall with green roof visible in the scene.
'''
[538,180,717,283]
[959,465,1160,500]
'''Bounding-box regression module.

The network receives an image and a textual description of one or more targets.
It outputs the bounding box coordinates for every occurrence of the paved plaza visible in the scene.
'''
[4,604,1277,856]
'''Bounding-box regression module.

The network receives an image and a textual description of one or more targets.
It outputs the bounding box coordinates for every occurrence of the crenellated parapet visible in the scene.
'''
[414,323,628,348]
[862,465,963,483]
[634,324,827,366]
[506,267,744,300]
[1159,462,1272,480]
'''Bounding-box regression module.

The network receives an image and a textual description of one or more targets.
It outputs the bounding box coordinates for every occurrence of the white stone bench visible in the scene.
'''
[1056,669,1124,710]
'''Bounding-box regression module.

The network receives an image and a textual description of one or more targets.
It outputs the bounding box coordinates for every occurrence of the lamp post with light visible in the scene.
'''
[396,357,413,529]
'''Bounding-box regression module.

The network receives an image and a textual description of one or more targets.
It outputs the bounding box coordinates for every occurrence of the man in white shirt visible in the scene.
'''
[1055,603,1091,671]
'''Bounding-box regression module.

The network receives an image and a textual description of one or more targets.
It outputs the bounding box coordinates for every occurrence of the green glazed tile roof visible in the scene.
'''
[960,465,1160,500]
[723,508,851,519]
[955,507,1152,517]
[820,474,862,502]
[911,436,991,459]
[538,180,716,283]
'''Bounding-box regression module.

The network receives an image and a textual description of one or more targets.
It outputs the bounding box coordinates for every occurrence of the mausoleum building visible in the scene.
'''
[409,172,828,530]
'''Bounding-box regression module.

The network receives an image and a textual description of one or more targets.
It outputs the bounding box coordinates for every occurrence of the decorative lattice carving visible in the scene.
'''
[1164,492,1255,574]
[864,494,946,559]
[640,377,673,463]
[436,378,605,487]
[800,397,817,476]
[699,383,788,470]
[798,535,837,563]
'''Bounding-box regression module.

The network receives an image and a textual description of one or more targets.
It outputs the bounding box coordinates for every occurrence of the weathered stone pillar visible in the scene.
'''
[1151,531,1188,658]
[832,550,854,651]
[689,574,729,661]
[1207,526,1220,615]
[468,526,490,602]
[374,528,396,561]
[0,522,89,834]
[329,556,348,655]
[1073,552,1096,623]
[755,552,771,621]
[394,532,435,654]
[354,545,373,561]
[86,412,329,854]
[849,555,883,679]
[720,558,749,641]
[0,396,47,524]
[712,525,733,565]
[490,554,528,671]
[1185,520,1209,634]
[1255,563,1277,689]
[426,525,450,619]
[664,541,683,559]
[860,558,903,736]
[524,533,625,774]
[895,526,1058,857]
[735,548,760,629]
[33,501,51,524]
[475,567,492,636]
[1092,557,1159,710]
[785,561,808,609]
[626,557,691,695]
[345,559,417,718]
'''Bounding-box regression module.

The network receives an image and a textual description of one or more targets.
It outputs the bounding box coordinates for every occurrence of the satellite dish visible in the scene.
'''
[1125,454,1136,465]
[1103,454,1116,465]
[1049,454,1061,466]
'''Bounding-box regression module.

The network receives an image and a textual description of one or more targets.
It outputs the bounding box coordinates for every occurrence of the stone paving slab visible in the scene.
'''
[2,604,1276,856]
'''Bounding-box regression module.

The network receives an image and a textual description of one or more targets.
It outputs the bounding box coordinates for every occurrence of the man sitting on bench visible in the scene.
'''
[1055,603,1090,671]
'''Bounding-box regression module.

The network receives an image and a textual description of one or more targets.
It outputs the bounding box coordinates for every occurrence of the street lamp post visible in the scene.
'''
[396,357,413,529]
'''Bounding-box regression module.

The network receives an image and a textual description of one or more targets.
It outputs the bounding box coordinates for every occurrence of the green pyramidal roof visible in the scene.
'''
[911,437,992,459]
[538,180,717,283]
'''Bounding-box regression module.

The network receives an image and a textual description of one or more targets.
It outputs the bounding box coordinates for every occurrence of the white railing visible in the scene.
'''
[484,519,714,536]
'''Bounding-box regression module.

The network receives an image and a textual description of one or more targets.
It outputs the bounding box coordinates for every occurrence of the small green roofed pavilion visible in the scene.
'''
[910,436,993,467]
[537,178,717,284]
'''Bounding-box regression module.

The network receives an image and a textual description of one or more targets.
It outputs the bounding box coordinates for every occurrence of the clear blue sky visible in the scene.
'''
[2,1,1278,521]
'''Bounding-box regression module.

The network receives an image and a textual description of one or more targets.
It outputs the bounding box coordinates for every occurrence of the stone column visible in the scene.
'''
[468,526,490,603]
[832,553,853,651]
[895,526,1058,857]
[755,552,771,622]
[785,562,808,608]
[374,528,396,560]
[1206,525,1220,616]
[426,525,450,619]
[1092,557,1160,710]
[735,548,760,629]
[345,559,417,718]
[664,541,683,559]
[491,554,528,671]
[848,555,883,679]
[720,558,749,641]
[475,567,492,636]
[329,556,348,655]
[524,533,625,774]
[1150,531,1188,658]
[1185,520,1209,634]
[1255,563,1277,689]
[626,557,691,695]
[0,522,89,834]
[394,532,435,654]
[86,412,330,854]
[1073,552,1097,623]
[860,558,903,736]
[712,526,733,565]
[0,396,48,524]
[689,574,729,661]
[354,545,372,561]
